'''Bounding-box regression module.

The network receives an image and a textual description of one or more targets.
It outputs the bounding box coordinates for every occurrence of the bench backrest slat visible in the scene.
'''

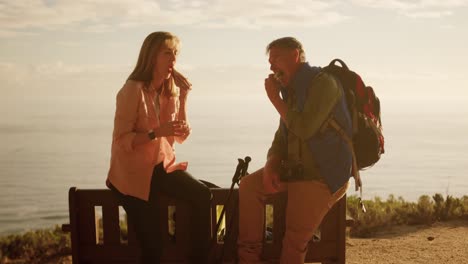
[76,192,99,246]
[102,204,120,245]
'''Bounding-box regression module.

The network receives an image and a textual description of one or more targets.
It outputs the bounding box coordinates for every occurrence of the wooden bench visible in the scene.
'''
[62,187,347,263]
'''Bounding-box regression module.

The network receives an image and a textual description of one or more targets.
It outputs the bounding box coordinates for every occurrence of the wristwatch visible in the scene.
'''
[148,130,156,140]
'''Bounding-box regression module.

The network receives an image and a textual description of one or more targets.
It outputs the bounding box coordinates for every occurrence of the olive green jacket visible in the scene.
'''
[267,70,342,181]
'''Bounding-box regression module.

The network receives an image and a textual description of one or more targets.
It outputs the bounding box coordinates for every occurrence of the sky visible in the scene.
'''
[0,0,468,103]
[0,0,467,125]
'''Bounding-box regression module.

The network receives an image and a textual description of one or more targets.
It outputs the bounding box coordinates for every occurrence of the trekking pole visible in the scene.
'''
[218,156,251,262]
[240,156,251,179]
[223,157,251,236]
[214,158,244,237]
[209,158,244,263]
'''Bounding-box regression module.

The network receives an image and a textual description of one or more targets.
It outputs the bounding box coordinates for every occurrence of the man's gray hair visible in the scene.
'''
[266,37,306,62]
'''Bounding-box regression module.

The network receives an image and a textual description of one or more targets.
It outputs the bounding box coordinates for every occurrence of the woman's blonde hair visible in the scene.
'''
[128,31,180,97]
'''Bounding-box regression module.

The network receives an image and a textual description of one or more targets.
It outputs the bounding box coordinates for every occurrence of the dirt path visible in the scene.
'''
[346,220,468,264]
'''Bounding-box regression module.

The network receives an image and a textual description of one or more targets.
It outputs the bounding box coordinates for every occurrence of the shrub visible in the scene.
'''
[0,225,70,263]
[347,193,468,237]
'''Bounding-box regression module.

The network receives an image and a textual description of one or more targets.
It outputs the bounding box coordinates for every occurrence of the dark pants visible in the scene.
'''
[110,163,212,264]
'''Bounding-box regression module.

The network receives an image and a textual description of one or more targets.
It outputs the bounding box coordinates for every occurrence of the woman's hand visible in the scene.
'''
[173,69,192,99]
[154,120,188,137]
[178,120,192,137]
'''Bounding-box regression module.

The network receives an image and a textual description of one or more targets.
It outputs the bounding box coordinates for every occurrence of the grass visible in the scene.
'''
[1,193,467,262]
[347,194,468,237]
[0,226,70,264]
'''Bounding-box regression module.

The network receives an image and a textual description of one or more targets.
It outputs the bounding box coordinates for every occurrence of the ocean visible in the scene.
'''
[0,95,467,235]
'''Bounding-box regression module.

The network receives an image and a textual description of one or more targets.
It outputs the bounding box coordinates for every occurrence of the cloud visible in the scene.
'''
[0,61,134,105]
[1,61,465,111]
[365,70,452,82]
[405,10,453,18]
[0,61,131,92]
[0,61,269,106]
[2,0,466,37]
[2,60,464,89]
[0,0,348,36]
[350,0,468,18]
[0,0,160,35]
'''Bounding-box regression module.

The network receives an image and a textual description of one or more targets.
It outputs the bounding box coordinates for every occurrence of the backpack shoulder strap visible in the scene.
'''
[326,118,361,190]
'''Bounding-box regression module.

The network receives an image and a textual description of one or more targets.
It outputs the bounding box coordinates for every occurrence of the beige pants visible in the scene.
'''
[237,168,349,264]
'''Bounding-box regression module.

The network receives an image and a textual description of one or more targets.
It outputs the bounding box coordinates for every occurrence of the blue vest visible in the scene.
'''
[283,63,352,193]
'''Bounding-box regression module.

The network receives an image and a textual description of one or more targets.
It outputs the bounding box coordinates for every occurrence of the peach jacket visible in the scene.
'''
[107,79,189,201]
